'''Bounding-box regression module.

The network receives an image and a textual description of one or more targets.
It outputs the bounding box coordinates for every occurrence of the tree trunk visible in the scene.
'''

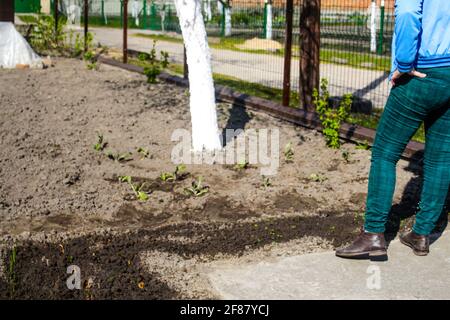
[173,0,222,152]
[299,0,320,111]
[0,0,14,23]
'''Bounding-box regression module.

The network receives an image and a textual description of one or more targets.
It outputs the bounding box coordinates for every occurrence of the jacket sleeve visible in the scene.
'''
[394,0,424,72]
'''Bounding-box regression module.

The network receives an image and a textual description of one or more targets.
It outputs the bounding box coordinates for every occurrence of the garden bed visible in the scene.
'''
[0,58,445,299]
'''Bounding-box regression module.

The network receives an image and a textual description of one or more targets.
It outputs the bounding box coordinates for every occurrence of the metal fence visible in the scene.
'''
[55,0,394,111]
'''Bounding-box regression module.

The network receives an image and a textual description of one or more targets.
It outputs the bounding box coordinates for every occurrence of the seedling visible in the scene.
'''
[284,142,294,163]
[184,177,209,197]
[93,133,107,151]
[309,173,328,183]
[137,147,150,159]
[234,160,249,171]
[342,149,351,163]
[356,140,370,150]
[118,175,150,201]
[160,164,187,182]
[106,151,133,162]
[261,176,272,188]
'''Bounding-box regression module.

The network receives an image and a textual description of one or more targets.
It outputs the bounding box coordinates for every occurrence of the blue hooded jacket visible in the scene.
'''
[391,0,450,74]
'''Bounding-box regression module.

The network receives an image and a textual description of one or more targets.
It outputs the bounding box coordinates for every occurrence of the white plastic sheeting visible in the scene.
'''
[0,22,43,69]
[173,0,222,152]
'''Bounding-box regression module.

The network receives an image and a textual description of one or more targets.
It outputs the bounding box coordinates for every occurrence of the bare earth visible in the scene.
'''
[0,58,444,299]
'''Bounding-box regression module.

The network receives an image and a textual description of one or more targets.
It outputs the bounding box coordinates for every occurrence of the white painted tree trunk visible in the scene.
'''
[173,0,222,152]
[224,6,232,36]
[369,1,377,53]
[205,0,212,21]
[266,3,273,40]
[131,0,140,26]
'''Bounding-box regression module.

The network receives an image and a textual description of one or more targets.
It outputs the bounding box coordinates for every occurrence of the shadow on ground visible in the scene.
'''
[0,210,359,299]
[385,151,450,242]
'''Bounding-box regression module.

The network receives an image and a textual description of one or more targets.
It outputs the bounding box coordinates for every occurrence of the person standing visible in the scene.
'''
[336,0,450,259]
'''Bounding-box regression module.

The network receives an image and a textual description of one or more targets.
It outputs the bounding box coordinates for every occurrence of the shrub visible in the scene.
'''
[30,14,67,53]
[313,78,353,149]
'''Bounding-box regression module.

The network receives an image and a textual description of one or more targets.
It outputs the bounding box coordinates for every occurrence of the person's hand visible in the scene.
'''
[391,69,427,86]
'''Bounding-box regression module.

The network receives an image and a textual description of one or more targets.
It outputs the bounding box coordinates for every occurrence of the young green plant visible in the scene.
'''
[184,176,209,197]
[118,175,150,201]
[137,147,150,159]
[234,160,249,171]
[93,132,107,151]
[261,176,272,188]
[313,78,353,149]
[284,142,294,163]
[160,164,186,182]
[107,151,133,162]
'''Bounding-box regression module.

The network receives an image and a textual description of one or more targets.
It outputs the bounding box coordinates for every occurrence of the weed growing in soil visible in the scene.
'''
[284,142,294,163]
[309,173,328,183]
[106,151,133,162]
[356,140,370,150]
[184,177,209,197]
[93,133,107,151]
[261,176,272,188]
[119,176,150,201]
[342,149,351,163]
[160,164,187,182]
[137,147,150,159]
[234,160,249,171]
[313,78,353,149]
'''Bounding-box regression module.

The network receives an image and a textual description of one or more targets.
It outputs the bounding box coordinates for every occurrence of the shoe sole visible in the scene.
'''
[399,237,429,256]
[335,249,387,259]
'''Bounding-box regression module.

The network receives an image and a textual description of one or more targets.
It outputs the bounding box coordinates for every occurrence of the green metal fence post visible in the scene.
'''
[221,3,225,37]
[101,0,105,25]
[168,6,172,31]
[377,0,385,55]
[143,0,147,29]
[263,1,268,38]
[120,0,123,28]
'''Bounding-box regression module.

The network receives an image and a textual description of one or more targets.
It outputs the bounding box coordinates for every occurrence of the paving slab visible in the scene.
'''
[207,231,450,300]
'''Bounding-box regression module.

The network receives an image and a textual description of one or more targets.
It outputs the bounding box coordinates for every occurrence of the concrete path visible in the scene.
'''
[89,27,390,108]
[207,231,450,299]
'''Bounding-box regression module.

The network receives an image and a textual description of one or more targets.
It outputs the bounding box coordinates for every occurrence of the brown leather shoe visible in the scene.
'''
[399,231,429,256]
[336,229,387,259]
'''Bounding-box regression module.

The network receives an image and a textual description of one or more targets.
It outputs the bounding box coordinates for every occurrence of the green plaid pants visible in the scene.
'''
[364,66,450,235]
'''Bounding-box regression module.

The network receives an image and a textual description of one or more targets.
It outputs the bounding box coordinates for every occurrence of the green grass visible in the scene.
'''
[17,14,38,24]
[133,33,183,44]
